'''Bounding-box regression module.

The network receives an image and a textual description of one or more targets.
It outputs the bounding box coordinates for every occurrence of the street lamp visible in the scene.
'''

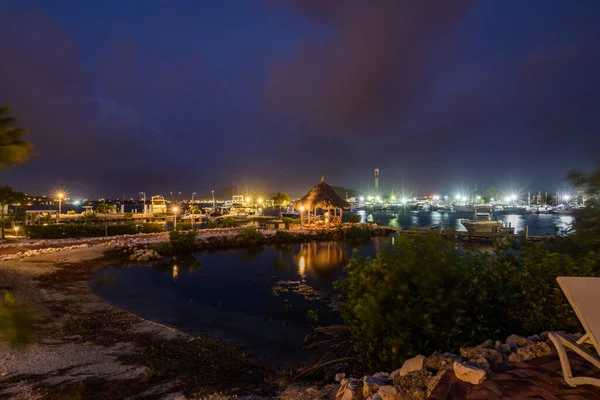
[57,192,64,223]
[212,190,215,209]
[14,226,19,237]
[140,192,146,214]
[173,207,179,229]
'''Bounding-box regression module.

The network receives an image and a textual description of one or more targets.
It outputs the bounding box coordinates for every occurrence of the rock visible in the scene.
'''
[337,378,359,400]
[499,344,512,354]
[506,334,528,349]
[425,352,458,372]
[494,340,503,351]
[460,346,503,367]
[540,331,549,340]
[393,370,432,399]
[516,342,554,360]
[508,353,525,363]
[362,375,385,398]
[399,354,426,377]
[372,372,390,379]
[427,370,446,396]
[334,373,346,383]
[373,385,398,400]
[281,384,339,400]
[453,361,486,385]
[480,339,494,349]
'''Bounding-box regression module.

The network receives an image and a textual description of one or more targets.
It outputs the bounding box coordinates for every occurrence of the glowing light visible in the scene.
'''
[433,195,440,201]
[300,206,305,211]
[401,198,407,204]
[390,195,396,201]
[258,198,263,204]
[455,195,461,201]
[173,207,179,212]
[460,195,466,201]
[245,197,251,203]
[359,196,365,202]
[14,226,19,232]
[504,196,510,203]
[172,265,178,279]
[476,195,481,200]
[57,192,64,199]
[491,198,495,202]
[510,194,517,201]
[298,256,306,275]
[563,195,571,201]
[375,196,381,202]
[367,196,374,201]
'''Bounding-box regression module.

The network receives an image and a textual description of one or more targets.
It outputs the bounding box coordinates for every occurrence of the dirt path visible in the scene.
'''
[0,247,278,400]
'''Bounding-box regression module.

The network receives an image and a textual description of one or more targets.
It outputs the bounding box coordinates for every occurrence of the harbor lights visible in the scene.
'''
[14,226,19,237]
[57,192,64,223]
[173,206,179,229]
[401,197,408,204]
[359,196,365,202]
[375,196,381,202]
[257,198,263,206]
[433,195,440,201]
[245,196,251,204]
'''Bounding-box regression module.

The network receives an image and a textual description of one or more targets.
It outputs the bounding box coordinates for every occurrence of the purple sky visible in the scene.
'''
[1,0,599,198]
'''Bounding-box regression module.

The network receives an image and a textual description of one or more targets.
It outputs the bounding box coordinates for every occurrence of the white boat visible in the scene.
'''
[150,195,167,215]
[460,207,513,234]
[454,204,476,213]
[526,205,555,214]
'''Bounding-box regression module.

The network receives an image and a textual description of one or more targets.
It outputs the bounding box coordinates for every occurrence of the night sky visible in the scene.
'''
[2,0,599,198]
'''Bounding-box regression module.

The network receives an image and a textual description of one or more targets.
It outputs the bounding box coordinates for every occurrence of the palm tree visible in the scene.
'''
[0,185,26,239]
[0,106,33,168]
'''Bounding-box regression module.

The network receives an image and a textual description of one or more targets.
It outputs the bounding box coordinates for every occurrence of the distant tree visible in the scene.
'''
[272,192,291,207]
[0,186,26,239]
[95,203,115,214]
[567,163,600,244]
[482,187,500,203]
[0,106,33,168]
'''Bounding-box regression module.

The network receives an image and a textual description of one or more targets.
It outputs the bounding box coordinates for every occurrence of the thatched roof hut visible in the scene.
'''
[296,177,350,225]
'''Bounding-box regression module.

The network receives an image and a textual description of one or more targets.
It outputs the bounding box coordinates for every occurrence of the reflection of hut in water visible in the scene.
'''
[295,177,350,226]
[296,242,346,275]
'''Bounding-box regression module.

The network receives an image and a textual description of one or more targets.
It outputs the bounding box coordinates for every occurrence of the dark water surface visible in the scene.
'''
[91,239,392,366]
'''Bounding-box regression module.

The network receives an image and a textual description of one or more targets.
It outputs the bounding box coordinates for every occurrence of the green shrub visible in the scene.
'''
[124,212,133,218]
[282,217,300,228]
[149,241,173,256]
[343,224,373,240]
[169,230,198,253]
[0,292,36,347]
[107,224,138,236]
[336,232,600,370]
[66,210,76,215]
[24,223,141,238]
[174,222,193,231]
[235,227,266,247]
[345,214,361,223]
[138,223,166,233]
[208,217,237,229]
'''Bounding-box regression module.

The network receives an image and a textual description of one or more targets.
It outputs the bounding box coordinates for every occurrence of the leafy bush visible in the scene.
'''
[168,230,198,253]
[66,210,76,215]
[124,212,133,218]
[343,224,373,240]
[208,217,238,229]
[149,241,173,256]
[282,217,300,228]
[174,222,193,231]
[24,223,144,238]
[138,223,166,233]
[0,292,36,347]
[336,232,600,370]
[235,227,266,247]
[345,214,361,223]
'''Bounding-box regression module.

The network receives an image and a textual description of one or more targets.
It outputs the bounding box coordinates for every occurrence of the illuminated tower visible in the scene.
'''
[374,168,379,197]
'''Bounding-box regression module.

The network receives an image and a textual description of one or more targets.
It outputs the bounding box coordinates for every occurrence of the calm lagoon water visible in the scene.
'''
[91,238,391,366]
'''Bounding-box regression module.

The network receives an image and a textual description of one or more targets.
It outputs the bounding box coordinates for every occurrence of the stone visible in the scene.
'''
[494,340,503,351]
[424,353,458,372]
[375,385,398,400]
[540,331,549,340]
[508,353,525,363]
[399,354,426,377]
[499,344,512,354]
[506,334,528,349]
[516,341,554,360]
[337,378,359,400]
[335,373,346,383]
[460,346,503,367]
[362,375,385,398]
[372,372,390,379]
[479,339,494,349]
[427,370,446,395]
[453,361,486,385]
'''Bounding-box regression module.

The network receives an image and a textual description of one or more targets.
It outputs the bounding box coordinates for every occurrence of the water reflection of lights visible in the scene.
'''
[298,256,306,275]
[295,242,345,276]
[172,265,178,279]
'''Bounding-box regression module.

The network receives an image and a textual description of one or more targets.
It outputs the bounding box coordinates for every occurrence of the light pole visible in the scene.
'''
[191,192,197,225]
[140,192,146,214]
[212,190,215,210]
[57,192,64,223]
[14,226,19,237]
[173,207,178,230]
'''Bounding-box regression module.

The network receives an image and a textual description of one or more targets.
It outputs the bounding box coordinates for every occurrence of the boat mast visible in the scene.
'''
[528,191,530,207]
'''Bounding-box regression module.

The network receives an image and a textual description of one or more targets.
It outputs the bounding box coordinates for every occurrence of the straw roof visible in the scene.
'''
[295,177,351,210]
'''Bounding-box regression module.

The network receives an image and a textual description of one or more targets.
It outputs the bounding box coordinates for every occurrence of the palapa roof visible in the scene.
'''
[295,177,351,210]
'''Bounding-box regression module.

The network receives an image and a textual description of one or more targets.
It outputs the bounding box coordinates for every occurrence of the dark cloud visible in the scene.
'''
[266,0,474,136]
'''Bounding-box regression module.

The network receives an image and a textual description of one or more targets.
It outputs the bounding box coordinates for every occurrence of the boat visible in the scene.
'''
[454,204,476,213]
[150,195,167,215]
[493,206,526,215]
[460,207,514,234]
[526,205,555,214]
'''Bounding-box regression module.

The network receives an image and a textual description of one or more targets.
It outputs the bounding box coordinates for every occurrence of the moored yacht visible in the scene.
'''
[460,207,514,234]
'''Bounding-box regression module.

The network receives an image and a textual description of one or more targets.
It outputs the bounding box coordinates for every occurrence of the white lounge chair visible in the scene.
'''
[548,276,600,387]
